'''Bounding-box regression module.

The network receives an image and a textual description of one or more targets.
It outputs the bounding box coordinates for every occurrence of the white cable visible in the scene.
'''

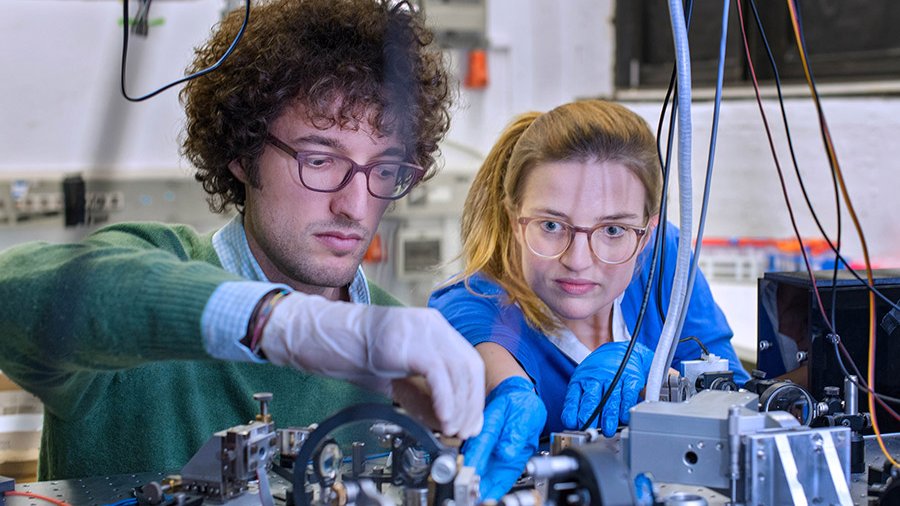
[645,0,693,402]
[256,466,275,506]
[669,0,731,371]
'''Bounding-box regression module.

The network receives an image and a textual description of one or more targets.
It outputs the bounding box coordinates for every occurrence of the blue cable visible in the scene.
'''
[340,451,391,463]
[103,492,176,506]
[103,498,137,506]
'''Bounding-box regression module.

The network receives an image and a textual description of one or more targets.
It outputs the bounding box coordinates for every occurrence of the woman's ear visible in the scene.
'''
[640,213,661,251]
[507,206,521,242]
[228,159,249,184]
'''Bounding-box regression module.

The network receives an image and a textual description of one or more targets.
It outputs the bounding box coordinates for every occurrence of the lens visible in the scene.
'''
[590,224,638,264]
[300,154,353,191]
[760,382,815,425]
[524,219,571,257]
[315,442,343,483]
[369,163,417,199]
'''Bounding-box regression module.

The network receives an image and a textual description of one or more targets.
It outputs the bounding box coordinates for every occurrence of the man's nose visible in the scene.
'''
[329,171,370,221]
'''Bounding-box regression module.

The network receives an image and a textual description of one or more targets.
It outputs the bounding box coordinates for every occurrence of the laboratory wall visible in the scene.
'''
[1,0,222,178]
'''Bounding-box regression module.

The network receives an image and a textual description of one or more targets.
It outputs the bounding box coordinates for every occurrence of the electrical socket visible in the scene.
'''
[107,191,125,211]
[87,191,126,213]
[15,191,63,216]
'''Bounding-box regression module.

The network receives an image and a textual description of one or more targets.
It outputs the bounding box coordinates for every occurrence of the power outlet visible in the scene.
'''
[108,191,125,211]
[14,191,63,217]
[87,191,126,213]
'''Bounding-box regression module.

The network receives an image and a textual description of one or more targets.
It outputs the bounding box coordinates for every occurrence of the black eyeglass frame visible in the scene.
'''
[517,216,650,265]
[266,134,425,200]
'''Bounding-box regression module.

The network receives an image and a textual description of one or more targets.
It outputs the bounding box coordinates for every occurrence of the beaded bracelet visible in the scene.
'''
[241,288,291,358]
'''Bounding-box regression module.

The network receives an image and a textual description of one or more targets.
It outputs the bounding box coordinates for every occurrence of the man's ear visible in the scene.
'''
[229,159,249,184]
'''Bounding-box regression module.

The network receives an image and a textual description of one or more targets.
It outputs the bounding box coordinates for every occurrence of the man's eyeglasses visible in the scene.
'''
[266,134,425,200]
[517,217,649,265]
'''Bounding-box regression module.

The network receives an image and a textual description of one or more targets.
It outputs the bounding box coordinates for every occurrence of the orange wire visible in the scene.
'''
[734,0,833,334]
[785,0,898,468]
[3,491,73,506]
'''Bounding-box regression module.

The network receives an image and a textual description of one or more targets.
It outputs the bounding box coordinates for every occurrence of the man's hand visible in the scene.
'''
[261,293,485,438]
[462,376,547,501]
[561,341,654,436]
[390,376,442,431]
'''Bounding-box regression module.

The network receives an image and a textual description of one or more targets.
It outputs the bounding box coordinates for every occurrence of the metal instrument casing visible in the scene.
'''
[623,390,852,504]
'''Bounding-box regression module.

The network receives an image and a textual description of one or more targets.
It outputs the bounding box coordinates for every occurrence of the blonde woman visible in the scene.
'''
[429,100,749,499]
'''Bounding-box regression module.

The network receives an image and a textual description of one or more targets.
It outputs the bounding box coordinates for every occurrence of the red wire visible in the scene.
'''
[838,343,900,422]
[734,1,835,333]
[784,0,895,468]
[3,491,73,506]
[838,344,899,414]
[738,0,900,432]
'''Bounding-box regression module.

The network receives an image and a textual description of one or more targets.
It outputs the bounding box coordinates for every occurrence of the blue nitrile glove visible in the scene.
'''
[561,341,655,437]
[462,375,547,501]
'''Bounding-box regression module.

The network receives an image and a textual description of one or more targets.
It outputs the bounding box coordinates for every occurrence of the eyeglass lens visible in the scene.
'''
[300,153,419,199]
[523,220,639,263]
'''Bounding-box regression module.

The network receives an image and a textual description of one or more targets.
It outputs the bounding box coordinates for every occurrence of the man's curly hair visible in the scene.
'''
[181,0,453,213]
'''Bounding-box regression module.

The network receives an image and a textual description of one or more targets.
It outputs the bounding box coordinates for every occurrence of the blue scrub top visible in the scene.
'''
[428,222,750,437]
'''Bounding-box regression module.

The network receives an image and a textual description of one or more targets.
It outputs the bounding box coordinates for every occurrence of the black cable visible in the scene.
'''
[678,336,710,357]
[575,0,695,433]
[832,340,900,408]
[746,0,899,314]
[793,0,898,405]
[736,0,837,338]
[121,0,251,102]
[133,0,151,36]
[747,2,900,423]
[578,224,663,431]
[654,80,677,323]
[665,0,733,372]
[747,0,848,337]
[832,341,900,426]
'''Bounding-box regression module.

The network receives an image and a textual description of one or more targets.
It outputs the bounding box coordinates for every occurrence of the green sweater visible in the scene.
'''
[0,222,399,480]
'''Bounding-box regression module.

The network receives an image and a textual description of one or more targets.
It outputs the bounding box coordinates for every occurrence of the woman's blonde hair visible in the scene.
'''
[454,99,662,334]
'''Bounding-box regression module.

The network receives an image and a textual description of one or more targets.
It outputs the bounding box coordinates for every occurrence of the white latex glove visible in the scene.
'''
[260,293,485,438]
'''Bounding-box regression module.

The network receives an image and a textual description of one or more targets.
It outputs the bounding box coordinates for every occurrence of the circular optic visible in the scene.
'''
[316,442,343,482]
[760,382,816,426]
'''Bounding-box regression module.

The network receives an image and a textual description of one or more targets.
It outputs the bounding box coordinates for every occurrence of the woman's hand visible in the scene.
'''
[561,341,654,436]
[462,375,547,501]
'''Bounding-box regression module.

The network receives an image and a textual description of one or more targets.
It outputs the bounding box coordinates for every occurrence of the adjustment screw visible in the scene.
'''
[254,392,273,421]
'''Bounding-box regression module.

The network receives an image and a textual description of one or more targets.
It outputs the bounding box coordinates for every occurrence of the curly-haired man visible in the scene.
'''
[0,0,483,480]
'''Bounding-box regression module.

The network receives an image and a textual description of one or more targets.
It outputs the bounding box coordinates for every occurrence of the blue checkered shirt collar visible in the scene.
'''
[211,215,371,304]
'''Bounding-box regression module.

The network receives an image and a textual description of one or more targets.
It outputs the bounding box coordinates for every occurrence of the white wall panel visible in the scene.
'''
[0,0,223,177]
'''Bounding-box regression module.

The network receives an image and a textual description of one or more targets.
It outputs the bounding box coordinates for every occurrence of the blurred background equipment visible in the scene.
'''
[0,373,42,482]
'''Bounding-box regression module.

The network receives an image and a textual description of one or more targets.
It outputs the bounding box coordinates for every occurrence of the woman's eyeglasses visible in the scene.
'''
[517,216,648,265]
